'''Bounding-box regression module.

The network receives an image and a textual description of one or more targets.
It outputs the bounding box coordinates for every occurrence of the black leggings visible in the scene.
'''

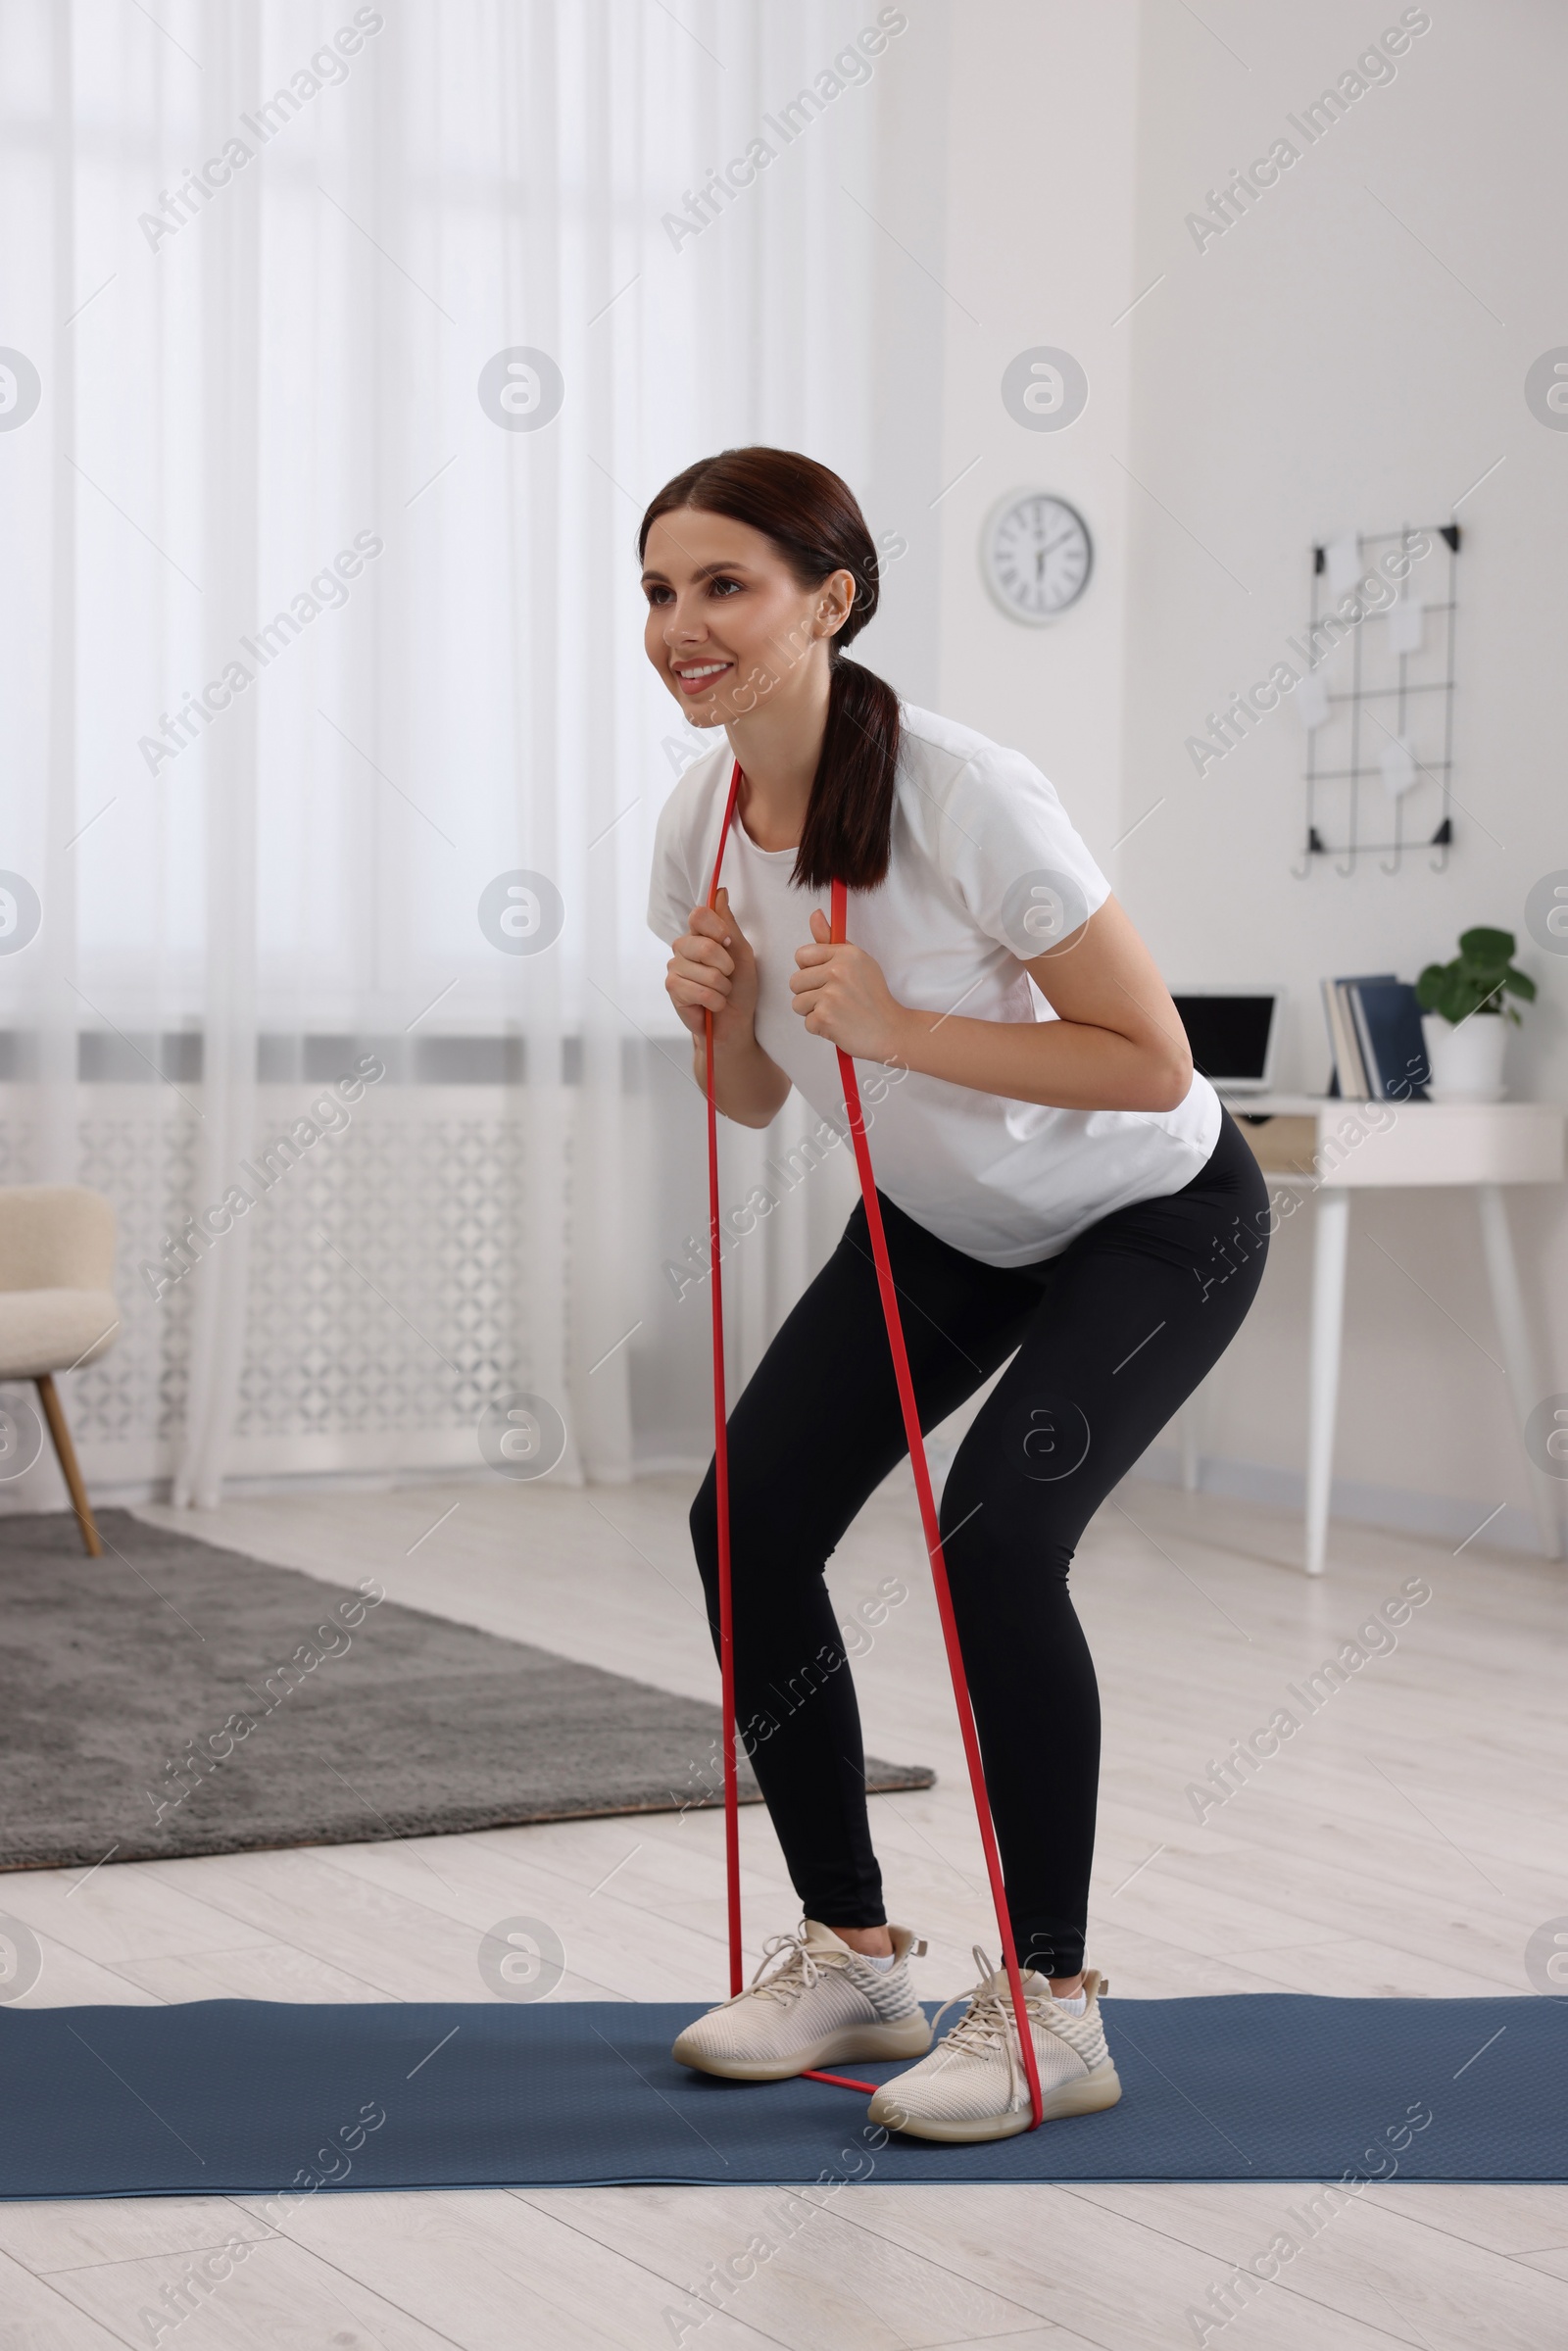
[689,1106,1269,1979]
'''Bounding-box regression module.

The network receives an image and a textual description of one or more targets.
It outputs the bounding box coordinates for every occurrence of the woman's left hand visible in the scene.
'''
[790,910,906,1060]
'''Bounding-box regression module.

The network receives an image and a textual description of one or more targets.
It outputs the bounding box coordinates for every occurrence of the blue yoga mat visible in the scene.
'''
[1,1994,1559,2195]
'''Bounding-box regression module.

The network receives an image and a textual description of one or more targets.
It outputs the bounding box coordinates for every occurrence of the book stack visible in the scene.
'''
[1320,975,1432,1102]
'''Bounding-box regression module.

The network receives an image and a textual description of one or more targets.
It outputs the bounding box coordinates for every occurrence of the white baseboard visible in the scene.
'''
[1130,1443,1561,1560]
[4,1441,1556,1565]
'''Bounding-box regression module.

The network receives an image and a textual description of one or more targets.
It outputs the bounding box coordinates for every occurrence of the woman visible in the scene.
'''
[642,447,1268,2143]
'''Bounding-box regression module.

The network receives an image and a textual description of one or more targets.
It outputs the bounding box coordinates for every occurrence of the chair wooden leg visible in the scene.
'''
[35,1373,103,1557]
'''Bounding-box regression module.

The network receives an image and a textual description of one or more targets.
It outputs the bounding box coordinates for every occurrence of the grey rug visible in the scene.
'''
[0,1509,933,1871]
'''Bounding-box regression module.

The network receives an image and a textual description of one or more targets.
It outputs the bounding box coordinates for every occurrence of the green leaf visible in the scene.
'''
[1415,931,1533,1030]
[1458,925,1515,964]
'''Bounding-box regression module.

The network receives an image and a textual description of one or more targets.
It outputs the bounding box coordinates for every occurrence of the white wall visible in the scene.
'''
[933,0,1141,867]
[1122,0,1567,1079]
[927,0,1567,1552]
[1118,0,1568,1547]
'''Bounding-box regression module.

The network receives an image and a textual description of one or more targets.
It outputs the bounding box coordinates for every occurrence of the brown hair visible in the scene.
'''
[638,446,901,892]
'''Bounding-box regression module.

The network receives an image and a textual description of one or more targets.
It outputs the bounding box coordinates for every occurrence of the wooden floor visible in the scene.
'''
[3,1467,1566,2349]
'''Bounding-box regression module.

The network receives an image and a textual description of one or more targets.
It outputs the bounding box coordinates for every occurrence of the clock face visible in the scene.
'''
[982,492,1093,623]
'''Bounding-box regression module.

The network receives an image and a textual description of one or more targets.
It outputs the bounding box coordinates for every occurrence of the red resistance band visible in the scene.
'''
[702,759,1044,2131]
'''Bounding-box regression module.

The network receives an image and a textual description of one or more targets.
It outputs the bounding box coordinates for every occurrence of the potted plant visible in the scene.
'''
[1415,926,1536,1102]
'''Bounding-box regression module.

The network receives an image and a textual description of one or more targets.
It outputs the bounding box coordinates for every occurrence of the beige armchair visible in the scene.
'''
[0,1186,120,1555]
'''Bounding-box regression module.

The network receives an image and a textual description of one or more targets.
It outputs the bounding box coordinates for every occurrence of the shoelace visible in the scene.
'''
[929,1944,1061,2115]
[725,1927,853,2011]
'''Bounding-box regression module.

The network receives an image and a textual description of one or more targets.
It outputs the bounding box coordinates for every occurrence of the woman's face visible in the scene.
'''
[641,508,853,728]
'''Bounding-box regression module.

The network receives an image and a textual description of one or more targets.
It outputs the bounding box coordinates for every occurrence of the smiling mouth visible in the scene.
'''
[673,659,733,694]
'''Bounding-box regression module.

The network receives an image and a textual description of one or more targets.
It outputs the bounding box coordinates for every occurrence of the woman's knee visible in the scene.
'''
[939,1445,1077,1597]
[690,1463,816,1618]
[936,1456,1004,1595]
[689,1469,720,1608]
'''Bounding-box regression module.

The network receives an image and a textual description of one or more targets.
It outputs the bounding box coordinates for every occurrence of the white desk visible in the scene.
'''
[1184,1095,1565,1575]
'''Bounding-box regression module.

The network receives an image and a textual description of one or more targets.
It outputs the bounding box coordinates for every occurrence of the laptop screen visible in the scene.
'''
[1170,993,1278,1088]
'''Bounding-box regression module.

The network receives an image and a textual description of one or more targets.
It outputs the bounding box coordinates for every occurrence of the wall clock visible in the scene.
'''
[981,490,1093,623]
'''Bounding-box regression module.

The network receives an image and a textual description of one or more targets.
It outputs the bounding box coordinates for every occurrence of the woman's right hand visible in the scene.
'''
[665,886,760,1046]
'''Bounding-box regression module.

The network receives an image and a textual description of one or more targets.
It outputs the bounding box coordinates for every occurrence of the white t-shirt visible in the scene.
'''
[646,701,1221,1269]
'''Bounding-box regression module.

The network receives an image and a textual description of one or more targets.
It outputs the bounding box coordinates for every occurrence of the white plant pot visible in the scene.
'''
[1421,1011,1509,1102]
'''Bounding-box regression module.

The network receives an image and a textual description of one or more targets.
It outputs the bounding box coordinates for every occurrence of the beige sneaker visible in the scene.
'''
[868,1947,1121,2142]
[671,1918,933,2082]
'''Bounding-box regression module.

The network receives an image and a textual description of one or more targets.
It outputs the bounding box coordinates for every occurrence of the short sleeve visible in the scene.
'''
[646,777,702,948]
[938,746,1111,956]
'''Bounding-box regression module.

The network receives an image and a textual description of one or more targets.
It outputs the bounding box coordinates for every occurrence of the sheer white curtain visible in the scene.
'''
[0,0,915,1508]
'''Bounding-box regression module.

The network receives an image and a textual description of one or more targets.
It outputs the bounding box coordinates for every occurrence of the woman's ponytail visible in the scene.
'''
[639,446,903,894]
[794,649,901,892]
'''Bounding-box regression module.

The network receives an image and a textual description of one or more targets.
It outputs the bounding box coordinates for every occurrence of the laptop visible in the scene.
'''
[1169,989,1284,1099]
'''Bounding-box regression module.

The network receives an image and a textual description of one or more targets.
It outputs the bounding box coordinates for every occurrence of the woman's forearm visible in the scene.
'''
[887,1003,1192,1114]
[692,1026,793,1128]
